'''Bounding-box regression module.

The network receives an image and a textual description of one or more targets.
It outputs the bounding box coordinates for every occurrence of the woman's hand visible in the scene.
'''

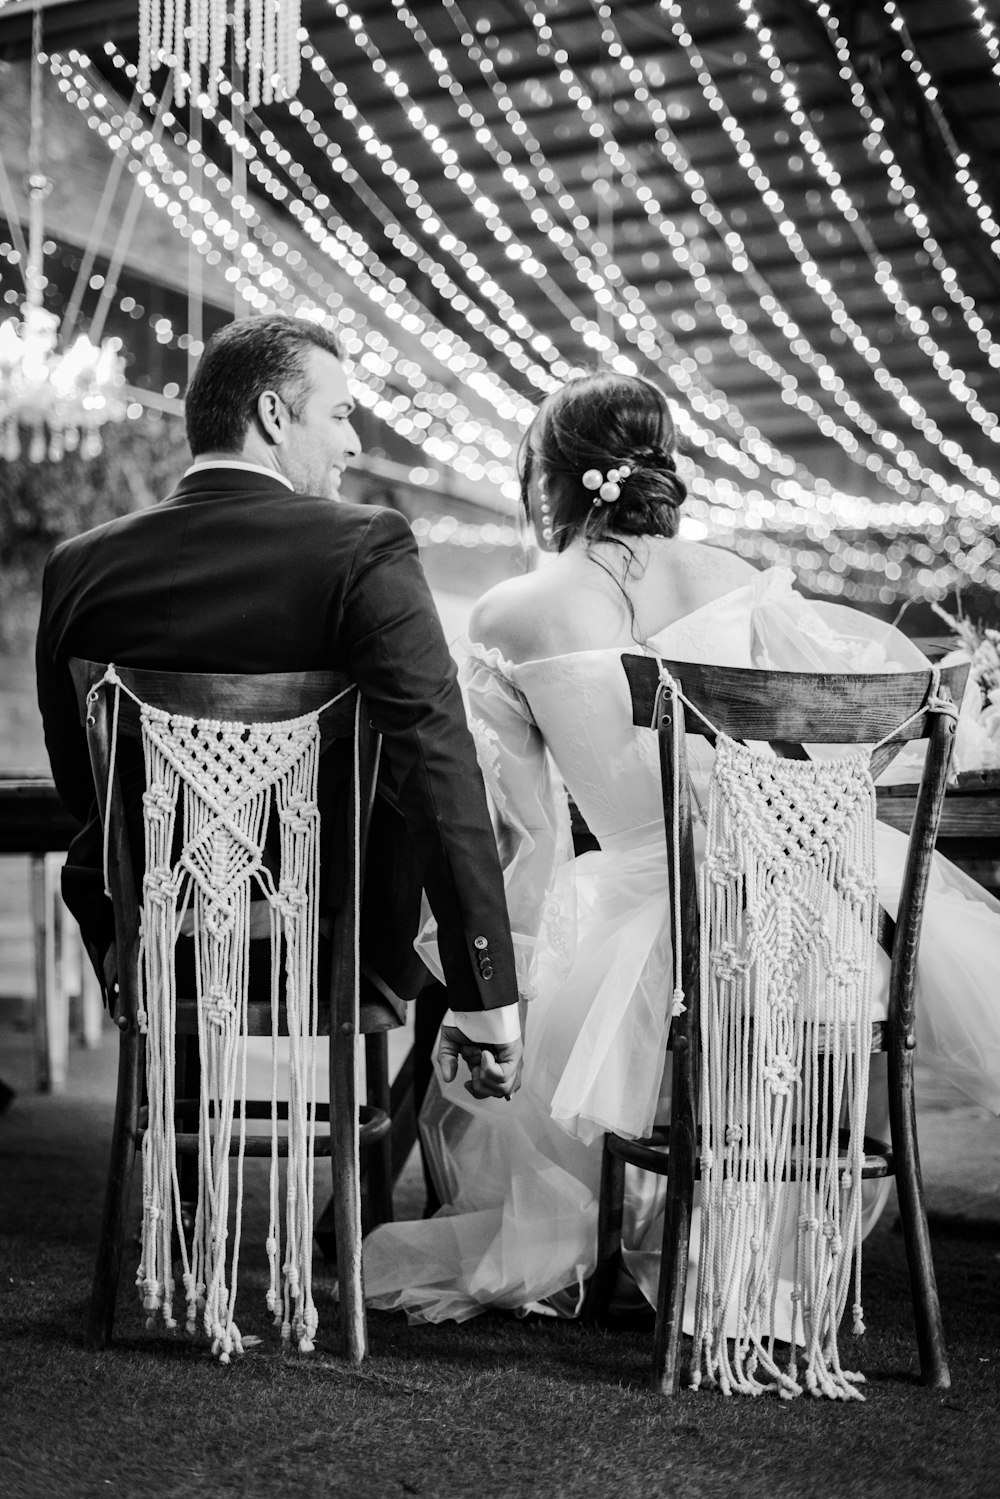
[438,1025,523,1100]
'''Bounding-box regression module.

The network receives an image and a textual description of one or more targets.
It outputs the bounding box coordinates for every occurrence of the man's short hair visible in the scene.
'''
[184,315,345,455]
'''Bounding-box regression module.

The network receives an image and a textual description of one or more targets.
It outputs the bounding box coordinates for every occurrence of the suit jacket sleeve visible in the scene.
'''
[340,509,518,1013]
[35,547,95,824]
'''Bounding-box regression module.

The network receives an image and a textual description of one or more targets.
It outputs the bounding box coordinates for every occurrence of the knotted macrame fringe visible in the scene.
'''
[91,667,356,1361]
[675,669,956,1401]
[690,733,877,1401]
[651,664,912,1401]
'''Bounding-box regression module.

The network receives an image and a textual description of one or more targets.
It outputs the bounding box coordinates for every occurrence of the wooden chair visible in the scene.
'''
[583,657,968,1394]
[70,659,401,1363]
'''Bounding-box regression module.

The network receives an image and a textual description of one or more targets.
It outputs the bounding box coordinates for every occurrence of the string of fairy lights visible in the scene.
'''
[501,0,999,516]
[733,0,1000,486]
[54,48,534,494]
[377,0,1000,593]
[8,2,998,604]
[313,0,994,546]
[103,35,553,427]
[58,31,1000,597]
[966,0,1000,84]
[299,18,778,487]
[363,0,911,501]
[56,49,799,515]
[670,0,1000,445]
[211,30,1000,578]
[628,0,1000,503]
[803,0,1000,371]
[55,53,945,596]
[96,58,550,489]
[374,1,830,494]
[291,43,573,387]
[298,29,619,371]
[878,0,1000,263]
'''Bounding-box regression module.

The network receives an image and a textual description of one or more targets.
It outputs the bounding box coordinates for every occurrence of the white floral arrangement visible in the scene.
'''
[931,601,1000,770]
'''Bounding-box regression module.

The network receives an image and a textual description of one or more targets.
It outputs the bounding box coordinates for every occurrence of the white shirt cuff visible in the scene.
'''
[443,1005,520,1047]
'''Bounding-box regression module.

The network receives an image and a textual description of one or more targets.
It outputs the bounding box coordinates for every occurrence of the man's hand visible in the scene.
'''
[438,1025,523,1101]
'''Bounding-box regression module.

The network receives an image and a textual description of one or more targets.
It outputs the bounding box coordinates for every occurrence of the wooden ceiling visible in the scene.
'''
[2,0,1000,604]
[301,0,1000,486]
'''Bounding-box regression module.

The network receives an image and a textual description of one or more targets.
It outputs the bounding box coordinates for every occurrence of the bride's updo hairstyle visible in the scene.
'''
[519,372,687,552]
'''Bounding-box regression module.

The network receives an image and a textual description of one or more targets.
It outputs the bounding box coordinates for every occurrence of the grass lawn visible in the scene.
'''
[1,1017,999,1499]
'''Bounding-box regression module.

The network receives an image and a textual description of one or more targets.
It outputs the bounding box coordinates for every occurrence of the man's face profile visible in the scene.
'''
[277,346,359,500]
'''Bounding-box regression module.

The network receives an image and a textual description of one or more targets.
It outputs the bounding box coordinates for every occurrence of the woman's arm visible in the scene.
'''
[459,644,574,1007]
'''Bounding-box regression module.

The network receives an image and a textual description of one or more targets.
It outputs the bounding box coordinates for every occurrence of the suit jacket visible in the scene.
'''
[35,467,517,1014]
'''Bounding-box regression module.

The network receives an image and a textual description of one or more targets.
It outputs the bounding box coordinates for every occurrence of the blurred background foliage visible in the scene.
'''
[0,413,186,598]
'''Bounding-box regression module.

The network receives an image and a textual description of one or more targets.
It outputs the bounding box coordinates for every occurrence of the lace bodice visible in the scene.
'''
[509,649,664,841]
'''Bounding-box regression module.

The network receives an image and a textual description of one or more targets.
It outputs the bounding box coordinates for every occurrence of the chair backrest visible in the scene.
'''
[622,656,969,1056]
[68,658,380,1024]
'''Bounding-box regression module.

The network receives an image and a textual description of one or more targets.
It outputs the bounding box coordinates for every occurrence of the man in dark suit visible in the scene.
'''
[35,314,521,1100]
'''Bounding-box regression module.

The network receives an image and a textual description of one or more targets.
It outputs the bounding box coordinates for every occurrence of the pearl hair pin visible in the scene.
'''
[539,493,554,543]
[582,464,632,505]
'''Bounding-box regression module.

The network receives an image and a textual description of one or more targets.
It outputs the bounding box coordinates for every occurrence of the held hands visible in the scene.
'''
[438,1025,523,1101]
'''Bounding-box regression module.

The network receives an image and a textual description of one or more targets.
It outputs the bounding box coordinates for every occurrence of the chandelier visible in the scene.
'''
[0,7,126,463]
[139,0,302,108]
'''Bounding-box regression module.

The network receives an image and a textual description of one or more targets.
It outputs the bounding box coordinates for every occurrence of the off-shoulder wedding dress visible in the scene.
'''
[363,569,1000,1330]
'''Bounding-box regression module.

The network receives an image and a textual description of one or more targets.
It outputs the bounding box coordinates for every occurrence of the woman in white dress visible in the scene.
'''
[363,372,1000,1338]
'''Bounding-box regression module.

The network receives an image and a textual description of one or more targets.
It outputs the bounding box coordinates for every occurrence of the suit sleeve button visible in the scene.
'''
[481,964,493,980]
[473,936,489,950]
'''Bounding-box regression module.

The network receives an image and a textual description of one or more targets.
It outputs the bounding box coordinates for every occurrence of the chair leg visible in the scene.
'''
[651,1154,694,1395]
[581,1138,626,1324]
[363,1031,393,1230]
[331,1027,366,1364]
[87,1023,143,1350]
[891,1050,950,1389]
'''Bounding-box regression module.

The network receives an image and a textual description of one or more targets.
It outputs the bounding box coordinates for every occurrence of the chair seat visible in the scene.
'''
[605,1126,895,1179]
[136,1099,391,1156]
[666,1020,888,1053]
[174,993,403,1037]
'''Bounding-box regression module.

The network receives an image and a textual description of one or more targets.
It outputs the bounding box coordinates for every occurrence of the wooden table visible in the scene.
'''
[0,773,89,1097]
[877,767,1000,897]
[0,773,80,855]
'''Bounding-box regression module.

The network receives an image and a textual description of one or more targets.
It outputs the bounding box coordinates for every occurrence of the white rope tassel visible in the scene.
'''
[97,671,356,1361]
[274,725,322,1352]
[690,737,877,1401]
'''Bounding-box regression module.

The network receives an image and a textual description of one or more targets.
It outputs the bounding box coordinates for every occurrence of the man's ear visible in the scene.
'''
[256,390,286,446]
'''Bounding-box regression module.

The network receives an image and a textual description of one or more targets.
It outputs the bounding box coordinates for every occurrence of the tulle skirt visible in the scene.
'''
[363,824,1000,1329]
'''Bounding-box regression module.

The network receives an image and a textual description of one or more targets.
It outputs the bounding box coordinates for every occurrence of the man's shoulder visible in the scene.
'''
[45,492,410,567]
[43,509,139,577]
[279,498,416,579]
[291,496,411,538]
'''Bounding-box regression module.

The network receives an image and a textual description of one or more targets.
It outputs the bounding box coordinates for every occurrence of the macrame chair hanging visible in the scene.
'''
[83,662,372,1362]
[657,664,957,1402]
[585,655,965,1401]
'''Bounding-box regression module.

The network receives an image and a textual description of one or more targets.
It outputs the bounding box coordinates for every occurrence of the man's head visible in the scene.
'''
[184,315,360,499]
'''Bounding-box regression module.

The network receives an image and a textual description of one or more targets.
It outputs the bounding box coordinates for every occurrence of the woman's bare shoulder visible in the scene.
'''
[469,573,548,660]
[470,562,614,664]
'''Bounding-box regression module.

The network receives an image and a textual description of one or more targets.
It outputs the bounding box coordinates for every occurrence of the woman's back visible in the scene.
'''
[471,536,757,667]
[468,540,756,844]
